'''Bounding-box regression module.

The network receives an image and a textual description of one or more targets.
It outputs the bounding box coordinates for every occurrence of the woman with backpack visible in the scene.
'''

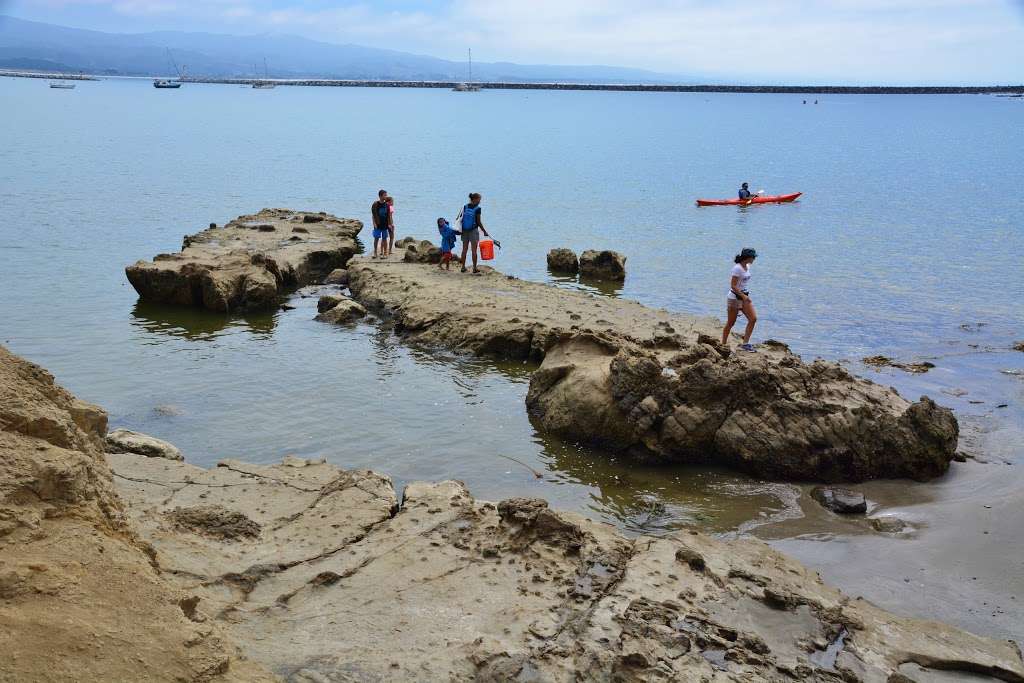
[457,192,490,274]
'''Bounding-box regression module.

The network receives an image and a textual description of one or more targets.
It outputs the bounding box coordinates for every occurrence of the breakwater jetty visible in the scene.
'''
[198,80,1024,95]
[0,69,98,81]
[2,69,1021,94]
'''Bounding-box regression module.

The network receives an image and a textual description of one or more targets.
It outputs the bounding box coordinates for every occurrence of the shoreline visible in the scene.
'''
[3,343,1023,680]
[2,69,1022,94]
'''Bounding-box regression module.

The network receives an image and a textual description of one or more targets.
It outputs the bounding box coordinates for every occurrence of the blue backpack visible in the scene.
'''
[460,203,479,231]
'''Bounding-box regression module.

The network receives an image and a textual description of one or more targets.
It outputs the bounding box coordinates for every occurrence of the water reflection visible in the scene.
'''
[130,300,278,341]
[547,272,624,297]
[531,430,798,535]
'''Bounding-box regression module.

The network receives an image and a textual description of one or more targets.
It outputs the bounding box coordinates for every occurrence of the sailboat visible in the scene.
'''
[49,79,76,89]
[154,48,184,88]
[253,58,276,89]
[452,49,481,92]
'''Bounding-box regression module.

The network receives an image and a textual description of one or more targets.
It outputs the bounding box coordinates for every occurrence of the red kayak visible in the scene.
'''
[696,192,802,207]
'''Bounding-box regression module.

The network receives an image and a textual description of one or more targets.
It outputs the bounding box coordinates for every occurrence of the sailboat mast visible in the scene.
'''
[468,48,472,83]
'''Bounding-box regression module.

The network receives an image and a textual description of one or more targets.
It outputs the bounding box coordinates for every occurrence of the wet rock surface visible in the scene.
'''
[547,247,580,274]
[579,249,627,280]
[323,267,349,286]
[125,209,362,312]
[863,355,936,374]
[347,258,957,482]
[0,345,271,682]
[812,486,868,514]
[314,297,367,324]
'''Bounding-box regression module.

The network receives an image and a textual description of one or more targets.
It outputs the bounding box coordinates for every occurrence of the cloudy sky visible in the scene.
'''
[3,0,1023,83]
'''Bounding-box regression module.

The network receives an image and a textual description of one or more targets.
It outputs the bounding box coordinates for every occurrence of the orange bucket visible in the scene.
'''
[479,239,495,261]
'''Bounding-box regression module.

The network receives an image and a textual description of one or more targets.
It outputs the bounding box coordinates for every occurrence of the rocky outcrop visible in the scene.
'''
[314,297,367,324]
[579,249,627,280]
[811,486,868,514]
[547,247,579,274]
[3,345,1021,682]
[347,258,958,482]
[0,346,271,682]
[347,256,720,362]
[399,237,442,264]
[527,336,958,482]
[107,450,1024,682]
[125,209,362,312]
[323,268,349,286]
[863,355,935,373]
[105,427,184,461]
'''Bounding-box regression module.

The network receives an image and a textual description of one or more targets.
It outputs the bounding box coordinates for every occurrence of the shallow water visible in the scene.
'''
[2,77,1023,634]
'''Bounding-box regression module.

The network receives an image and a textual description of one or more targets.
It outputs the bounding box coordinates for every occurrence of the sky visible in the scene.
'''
[3,0,1023,83]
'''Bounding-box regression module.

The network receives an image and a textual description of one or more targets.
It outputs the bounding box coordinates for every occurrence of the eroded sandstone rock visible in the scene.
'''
[314,298,367,324]
[527,336,958,482]
[105,449,1024,683]
[125,209,362,312]
[812,486,868,514]
[402,238,442,264]
[105,427,184,461]
[0,346,272,682]
[323,267,349,286]
[4,345,1019,682]
[579,249,627,281]
[547,247,579,274]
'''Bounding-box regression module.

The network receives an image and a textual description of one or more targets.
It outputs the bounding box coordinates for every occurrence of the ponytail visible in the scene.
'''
[734,254,743,264]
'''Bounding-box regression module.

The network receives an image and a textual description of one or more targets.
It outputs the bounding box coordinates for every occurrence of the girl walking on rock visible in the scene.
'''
[721,248,758,352]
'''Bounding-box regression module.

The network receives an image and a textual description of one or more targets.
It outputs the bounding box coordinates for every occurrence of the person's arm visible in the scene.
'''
[370,202,379,228]
[476,208,489,236]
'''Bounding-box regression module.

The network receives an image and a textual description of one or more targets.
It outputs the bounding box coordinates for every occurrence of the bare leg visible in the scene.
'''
[471,245,479,271]
[721,306,739,345]
[373,237,380,258]
[741,301,758,344]
[460,242,470,271]
[388,229,395,256]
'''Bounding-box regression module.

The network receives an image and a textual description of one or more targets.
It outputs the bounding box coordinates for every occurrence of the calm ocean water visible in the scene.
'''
[1,77,1022,536]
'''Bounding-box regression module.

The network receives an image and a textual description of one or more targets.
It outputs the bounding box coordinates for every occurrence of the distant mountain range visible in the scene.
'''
[0,16,682,84]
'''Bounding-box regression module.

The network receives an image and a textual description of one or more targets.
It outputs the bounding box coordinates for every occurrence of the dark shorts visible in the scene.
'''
[461,228,480,245]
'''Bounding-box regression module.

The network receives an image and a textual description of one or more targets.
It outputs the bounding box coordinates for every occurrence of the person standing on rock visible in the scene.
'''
[457,192,490,274]
[721,247,758,352]
[371,189,391,259]
[385,195,397,257]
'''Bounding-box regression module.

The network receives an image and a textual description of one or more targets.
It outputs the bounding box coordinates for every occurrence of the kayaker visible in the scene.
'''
[457,192,490,274]
[721,248,758,352]
[738,183,753,200]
